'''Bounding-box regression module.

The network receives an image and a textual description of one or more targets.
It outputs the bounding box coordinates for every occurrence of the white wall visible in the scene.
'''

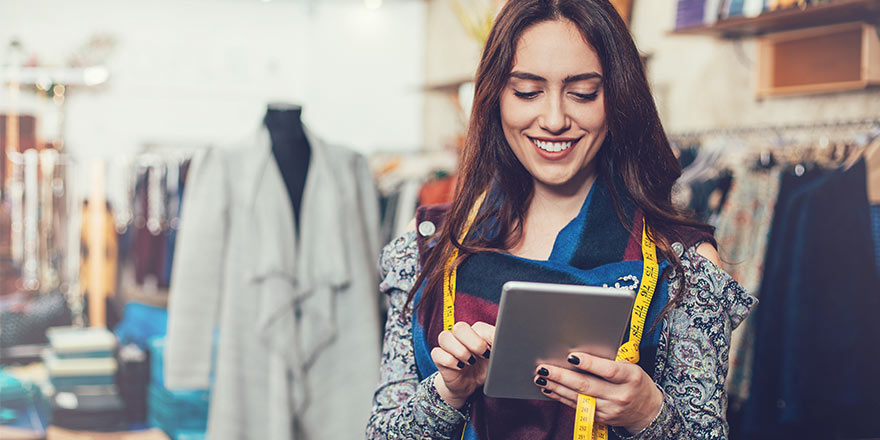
[0,0,426,158]
[423,0,482,150]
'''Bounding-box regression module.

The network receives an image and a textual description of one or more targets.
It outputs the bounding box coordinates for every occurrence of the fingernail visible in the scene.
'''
[567,355,580,365]
[536,377,547,386]
[468,355,476,365]
[542,388,552,395]
[482,349,491,359]
[457,360,466,369]
[537,367,549,377]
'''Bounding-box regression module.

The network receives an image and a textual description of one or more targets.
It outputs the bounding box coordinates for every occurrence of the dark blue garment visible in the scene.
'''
[871,204,880,278]
[743,161,880,439]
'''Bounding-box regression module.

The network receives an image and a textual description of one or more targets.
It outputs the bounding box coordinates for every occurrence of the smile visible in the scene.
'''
[529,137,579,153]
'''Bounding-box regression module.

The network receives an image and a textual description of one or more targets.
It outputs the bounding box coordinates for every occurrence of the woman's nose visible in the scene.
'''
[538,95,569,134]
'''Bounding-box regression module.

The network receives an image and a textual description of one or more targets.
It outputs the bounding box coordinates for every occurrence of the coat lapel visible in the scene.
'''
[248,126,351,414]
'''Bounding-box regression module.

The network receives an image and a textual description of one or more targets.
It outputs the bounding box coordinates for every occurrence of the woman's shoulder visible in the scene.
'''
[669,240,757,330]
[378,202,453,295]
[379,230,420,295]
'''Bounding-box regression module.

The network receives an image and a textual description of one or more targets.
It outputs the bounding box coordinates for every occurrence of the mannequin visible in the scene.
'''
[264,104,311,231]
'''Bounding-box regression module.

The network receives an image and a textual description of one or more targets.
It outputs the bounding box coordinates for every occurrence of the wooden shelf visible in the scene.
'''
[672,0,880,38]
[756,22,880,96]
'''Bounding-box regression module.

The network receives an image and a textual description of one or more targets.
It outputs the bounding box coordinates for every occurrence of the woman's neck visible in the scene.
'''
[529,164,597,220]
[507,165,597,260]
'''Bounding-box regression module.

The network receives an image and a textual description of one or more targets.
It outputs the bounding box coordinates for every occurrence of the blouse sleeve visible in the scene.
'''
[616,242,757,440]
[366,231,468,439]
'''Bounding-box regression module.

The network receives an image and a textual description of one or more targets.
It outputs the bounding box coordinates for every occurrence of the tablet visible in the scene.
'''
[483,281,636,401]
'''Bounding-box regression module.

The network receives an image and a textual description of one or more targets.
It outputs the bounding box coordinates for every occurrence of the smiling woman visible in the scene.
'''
[366,1,755,439]
[500,19,609,259]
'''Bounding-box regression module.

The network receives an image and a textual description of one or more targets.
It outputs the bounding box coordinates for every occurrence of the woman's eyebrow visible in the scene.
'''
[509,71,602,83]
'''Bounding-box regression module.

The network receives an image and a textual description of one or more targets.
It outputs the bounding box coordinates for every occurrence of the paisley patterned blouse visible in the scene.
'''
[366,231,756,439]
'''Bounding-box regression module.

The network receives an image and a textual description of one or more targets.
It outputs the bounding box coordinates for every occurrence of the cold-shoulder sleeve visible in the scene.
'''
[366,231,467,439]
[616,242,757,440]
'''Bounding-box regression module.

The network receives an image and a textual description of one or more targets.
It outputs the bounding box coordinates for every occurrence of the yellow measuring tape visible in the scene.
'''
[443,190,487,332]
[574,220,659,440]
[441,192,658,440]
[442,190,487,440]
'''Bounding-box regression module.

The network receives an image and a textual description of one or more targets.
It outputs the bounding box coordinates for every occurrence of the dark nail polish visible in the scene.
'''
[457,360,466,369]
[542,388,552,394]
[468,355,476,365]
[567,355,580,365]
[536,377,547,386]
[482,349,491,359]
[537,367,549,377]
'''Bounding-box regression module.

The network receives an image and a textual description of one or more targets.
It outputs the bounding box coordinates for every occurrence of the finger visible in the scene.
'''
[534,375,580,403]
[567,352,634,384]
[452,322,491,361]
[535,365,614,399]
[437,330,476,367]
[431,346,465,371]
[471,322,495,347]
[539,386,577,409]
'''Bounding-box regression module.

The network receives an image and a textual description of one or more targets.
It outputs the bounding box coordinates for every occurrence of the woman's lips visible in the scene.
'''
[529,136,580,160]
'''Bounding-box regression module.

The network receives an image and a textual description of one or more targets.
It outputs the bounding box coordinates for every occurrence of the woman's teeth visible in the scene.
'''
[532,138,574,153]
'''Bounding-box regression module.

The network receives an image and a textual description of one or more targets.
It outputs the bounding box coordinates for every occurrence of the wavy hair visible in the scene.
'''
[408,0,712,325]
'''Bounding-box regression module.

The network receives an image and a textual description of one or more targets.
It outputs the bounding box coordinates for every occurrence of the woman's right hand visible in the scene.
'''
[431,321,495,409]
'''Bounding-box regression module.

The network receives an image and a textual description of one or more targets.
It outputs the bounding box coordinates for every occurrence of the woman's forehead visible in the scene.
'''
[511,19,602,77]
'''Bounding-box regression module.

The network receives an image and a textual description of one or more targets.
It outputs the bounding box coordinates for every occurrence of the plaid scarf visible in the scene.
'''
[411,177,694,440]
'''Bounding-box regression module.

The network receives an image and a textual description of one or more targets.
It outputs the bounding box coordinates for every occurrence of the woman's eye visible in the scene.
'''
[513,90,541,100]
[570,91,599,101]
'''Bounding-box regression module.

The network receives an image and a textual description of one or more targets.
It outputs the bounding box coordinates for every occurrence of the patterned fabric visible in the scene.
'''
[368,231,756,439]
[712,165,781,400]
[367,231,467,440]
[872,204,880,279]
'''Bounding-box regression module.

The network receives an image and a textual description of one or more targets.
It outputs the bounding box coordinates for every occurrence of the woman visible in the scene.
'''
[367,0,755,439]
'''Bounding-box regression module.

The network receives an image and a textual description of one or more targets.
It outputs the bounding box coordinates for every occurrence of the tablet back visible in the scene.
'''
[483,281,636,400]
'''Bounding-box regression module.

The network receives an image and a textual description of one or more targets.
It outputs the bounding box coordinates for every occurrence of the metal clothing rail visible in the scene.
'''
[668,118,880,139]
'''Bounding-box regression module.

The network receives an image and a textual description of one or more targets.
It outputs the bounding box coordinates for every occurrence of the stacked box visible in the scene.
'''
[43,326,125,431]
[45,326,117,390]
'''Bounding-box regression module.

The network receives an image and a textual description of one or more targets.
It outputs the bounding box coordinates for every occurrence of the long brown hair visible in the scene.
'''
[408,0,712,324]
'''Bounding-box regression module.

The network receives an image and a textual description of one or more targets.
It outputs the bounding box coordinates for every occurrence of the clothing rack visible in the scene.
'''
[669,118,880,139]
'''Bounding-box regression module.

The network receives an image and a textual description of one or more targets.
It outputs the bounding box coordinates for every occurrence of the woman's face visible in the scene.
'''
[499,18,608,191]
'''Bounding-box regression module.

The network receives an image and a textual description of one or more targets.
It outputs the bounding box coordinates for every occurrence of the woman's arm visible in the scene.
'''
[365,232,467,439]
[617,243,756,439]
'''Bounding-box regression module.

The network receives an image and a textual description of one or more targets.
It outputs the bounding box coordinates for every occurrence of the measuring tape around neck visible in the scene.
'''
[442,190,487,332]
[441,193,659,440]
[574,220,659,440]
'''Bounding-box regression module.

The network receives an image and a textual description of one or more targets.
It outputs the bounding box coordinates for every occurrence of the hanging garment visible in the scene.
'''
[164,127,381,440]
[743,160,880,439]
[871,204,880,278]
[79,202,118,301]
[131,166,168,288]
[713,165,781,402]
[162,159,189,286]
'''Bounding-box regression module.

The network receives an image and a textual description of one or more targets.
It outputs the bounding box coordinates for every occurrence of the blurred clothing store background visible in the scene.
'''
[1,0,879,439]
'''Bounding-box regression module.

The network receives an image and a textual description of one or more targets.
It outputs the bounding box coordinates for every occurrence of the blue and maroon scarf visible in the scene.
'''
[412,176,710,440]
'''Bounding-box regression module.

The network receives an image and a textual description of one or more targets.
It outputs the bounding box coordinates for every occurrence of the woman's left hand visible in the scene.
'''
[533,352,663,434]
